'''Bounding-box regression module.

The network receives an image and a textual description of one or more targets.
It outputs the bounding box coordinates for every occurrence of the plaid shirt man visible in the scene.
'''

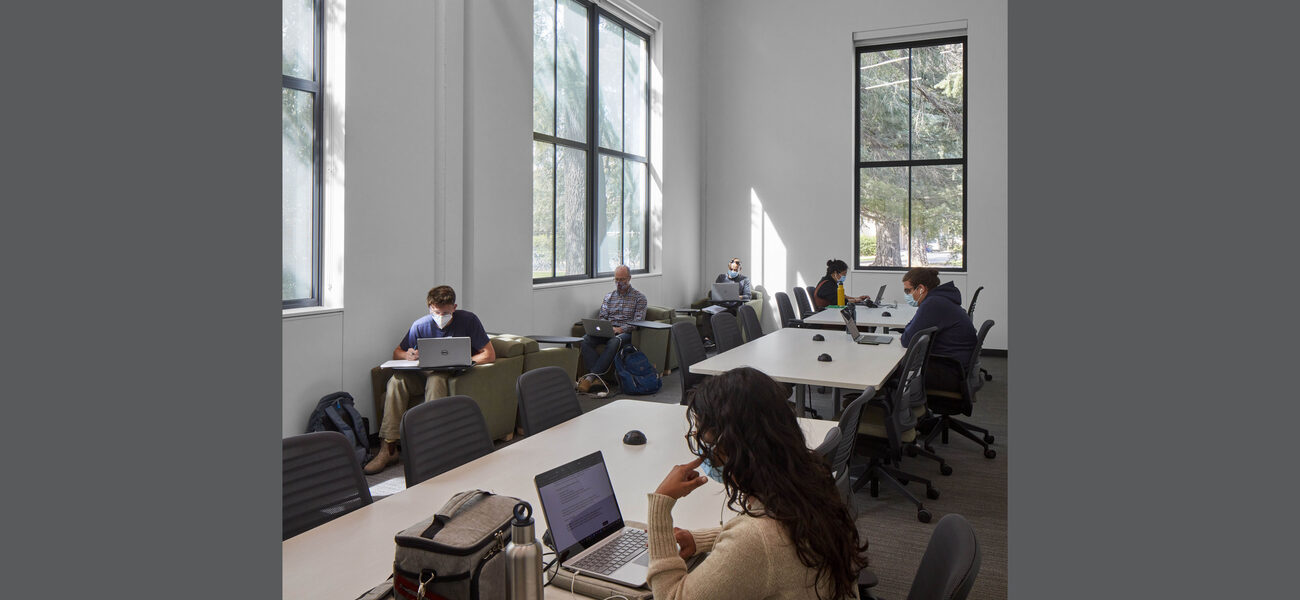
[599,286,648,330]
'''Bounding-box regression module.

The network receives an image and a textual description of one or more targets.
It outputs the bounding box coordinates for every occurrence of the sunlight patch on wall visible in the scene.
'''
[749,189,786,296]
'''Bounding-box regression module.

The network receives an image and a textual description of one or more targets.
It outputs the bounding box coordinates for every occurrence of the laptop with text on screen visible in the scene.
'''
[534,451,650,588]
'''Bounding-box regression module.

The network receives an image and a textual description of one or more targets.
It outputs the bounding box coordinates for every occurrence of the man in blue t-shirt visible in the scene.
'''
[365,285,496,475]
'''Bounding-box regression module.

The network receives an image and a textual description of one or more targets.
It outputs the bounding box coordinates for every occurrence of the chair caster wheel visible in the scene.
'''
[904,445,918,457]
[926,487,940,500]
[983,373,992,381]
[983,434,995,444]
[917,509,932,523]
[924,444,935,453]
[897,477,909,486]
[984,449,997,459]
[940,464,953,476]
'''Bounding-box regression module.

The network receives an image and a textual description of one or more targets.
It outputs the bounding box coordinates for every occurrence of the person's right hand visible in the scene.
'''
[673,527,696,559]
[654,456,707,499]
[406,348,419,360]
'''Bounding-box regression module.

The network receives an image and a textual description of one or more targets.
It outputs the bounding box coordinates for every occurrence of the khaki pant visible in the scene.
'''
[379,371,451,442]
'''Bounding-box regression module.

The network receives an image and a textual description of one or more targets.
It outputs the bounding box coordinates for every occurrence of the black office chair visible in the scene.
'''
[737,303,763,341]
[792,286,815,320]
[851,328,940,522]
[671,321,708,406]
[710,311,745,353]
[774,292,804,328]
[826,390,873,515]
[859,513,981,600]
[921,320,997,459]
[283,431,373,540]
[516,366,583,436]
[965,286,992,382]
[806,285,818,305]
[399,395,495,487]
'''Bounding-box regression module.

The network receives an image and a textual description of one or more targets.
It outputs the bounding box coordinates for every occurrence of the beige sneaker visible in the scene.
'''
[576,375,595,393]
[364,441,399,475]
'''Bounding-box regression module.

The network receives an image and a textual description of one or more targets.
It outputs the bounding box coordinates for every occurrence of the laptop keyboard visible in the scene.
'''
[571,529,648,575]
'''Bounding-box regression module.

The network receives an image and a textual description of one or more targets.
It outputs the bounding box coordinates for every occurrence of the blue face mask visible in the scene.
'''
[904,291,919,307]
[700,457,724,484]
[838,275,846,284]
[727,270,738,278]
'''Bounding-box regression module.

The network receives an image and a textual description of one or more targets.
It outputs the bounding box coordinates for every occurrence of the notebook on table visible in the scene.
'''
[534,451,650,589]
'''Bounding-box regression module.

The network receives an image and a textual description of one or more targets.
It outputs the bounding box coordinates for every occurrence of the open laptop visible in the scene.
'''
[416,337,475,368]
[535,451,650,588]
[582,318,617,338]
[711,281,741,301]
[841,311,894,345]
[856,285,888,308]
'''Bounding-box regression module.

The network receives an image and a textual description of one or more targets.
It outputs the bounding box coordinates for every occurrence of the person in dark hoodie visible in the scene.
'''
[900,267,978,370]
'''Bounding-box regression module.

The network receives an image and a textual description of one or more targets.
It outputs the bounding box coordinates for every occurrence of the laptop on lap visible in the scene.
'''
[582,318,617,338]
[416,337,475,368]
[711,282,741,301]
[534,451,650,588]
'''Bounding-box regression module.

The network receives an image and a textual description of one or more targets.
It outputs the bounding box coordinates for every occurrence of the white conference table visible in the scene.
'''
[282,399,836,600]
[689,327,906,418]
[803,304,917,329]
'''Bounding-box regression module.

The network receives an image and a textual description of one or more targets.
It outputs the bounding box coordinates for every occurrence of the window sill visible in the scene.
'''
[282,306,344,319]
[533,272,661,290]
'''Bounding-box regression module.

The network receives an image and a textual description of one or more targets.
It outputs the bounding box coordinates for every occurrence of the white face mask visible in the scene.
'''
[433,312,452,329]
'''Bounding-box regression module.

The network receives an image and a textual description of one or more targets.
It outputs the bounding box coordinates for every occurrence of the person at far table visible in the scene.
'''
[578,265,647,392]
[812,258,867,310]
[900,267,977,370]
[366,285,496,475]
[647,366,868,600]
[714,257,752,303]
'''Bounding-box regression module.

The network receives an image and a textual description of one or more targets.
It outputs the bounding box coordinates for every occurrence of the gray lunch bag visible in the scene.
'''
[392,490,520,600]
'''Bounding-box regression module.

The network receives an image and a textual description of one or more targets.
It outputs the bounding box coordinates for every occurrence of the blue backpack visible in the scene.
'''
[614,343,662,395]
[305,391,371,465]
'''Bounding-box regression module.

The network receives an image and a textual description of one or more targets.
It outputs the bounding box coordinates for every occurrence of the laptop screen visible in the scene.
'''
[535,451,626,556]
[842,311,862,338]
[875,285,887,304]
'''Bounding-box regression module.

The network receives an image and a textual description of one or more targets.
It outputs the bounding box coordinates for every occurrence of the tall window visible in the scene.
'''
[533,0,651,282]
[282,0,324,307]
[856,37,966,270]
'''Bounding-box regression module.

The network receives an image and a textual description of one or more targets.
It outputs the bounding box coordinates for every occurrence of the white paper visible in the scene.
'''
[379,359,419,369]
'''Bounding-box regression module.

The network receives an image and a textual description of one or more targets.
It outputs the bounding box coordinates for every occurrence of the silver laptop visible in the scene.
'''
[841,313,894,345]
[582,318,617,338]
[874,284,887,305]
[416,337,474,368]
[535,451,650,588]
[711,281,741,301]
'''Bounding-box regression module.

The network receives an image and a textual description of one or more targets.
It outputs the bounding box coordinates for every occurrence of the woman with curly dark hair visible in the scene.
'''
[646,367,868,599]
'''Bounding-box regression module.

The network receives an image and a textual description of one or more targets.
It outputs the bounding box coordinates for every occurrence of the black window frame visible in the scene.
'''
[854,35,967,273]
[532,0,652,283]
[282,0,325,309]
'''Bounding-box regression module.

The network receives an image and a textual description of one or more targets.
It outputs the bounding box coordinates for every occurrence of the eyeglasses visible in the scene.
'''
[614,277,630,283]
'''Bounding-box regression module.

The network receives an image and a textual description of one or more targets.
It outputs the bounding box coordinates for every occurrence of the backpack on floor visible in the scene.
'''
[613,344,662,395]
[306,391,371,466]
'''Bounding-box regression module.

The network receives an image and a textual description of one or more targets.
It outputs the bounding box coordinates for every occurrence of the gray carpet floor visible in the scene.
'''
[365,354,1009,600]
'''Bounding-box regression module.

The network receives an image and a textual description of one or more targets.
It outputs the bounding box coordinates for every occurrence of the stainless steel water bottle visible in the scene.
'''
[505,501,543,600]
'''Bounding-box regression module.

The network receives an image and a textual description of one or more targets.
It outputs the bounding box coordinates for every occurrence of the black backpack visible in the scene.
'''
[306,392,371,466]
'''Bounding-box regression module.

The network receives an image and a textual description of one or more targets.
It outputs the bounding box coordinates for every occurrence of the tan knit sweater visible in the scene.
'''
[645,493,857,600]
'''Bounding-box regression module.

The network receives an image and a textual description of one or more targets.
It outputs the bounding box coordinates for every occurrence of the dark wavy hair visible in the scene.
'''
[685,367,868,600]
[825,259,849,278]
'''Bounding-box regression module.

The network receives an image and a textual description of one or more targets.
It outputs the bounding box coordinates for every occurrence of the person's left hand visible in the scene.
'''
[654,456,707,499]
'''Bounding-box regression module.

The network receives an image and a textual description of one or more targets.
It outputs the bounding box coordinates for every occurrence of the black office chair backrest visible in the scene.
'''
[517,366,583,436]
[814,427,841,465]
[671,321,708,405]
[966,286,984,319]
[282,431,373,540]
[906,513,981,600]
[969,320,994,394]
[806,286,818,305]
[737,303,763,341]
[774,292,801,328]
[889,327,937,444]
[711,312,744,353]
[831,389,874,507]
[400,395,494,487]
[792,286,814,319]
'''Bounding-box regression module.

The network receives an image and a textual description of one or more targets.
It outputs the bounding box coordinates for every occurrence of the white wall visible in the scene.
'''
[699,0,1008,349]
[283,0,708,436]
